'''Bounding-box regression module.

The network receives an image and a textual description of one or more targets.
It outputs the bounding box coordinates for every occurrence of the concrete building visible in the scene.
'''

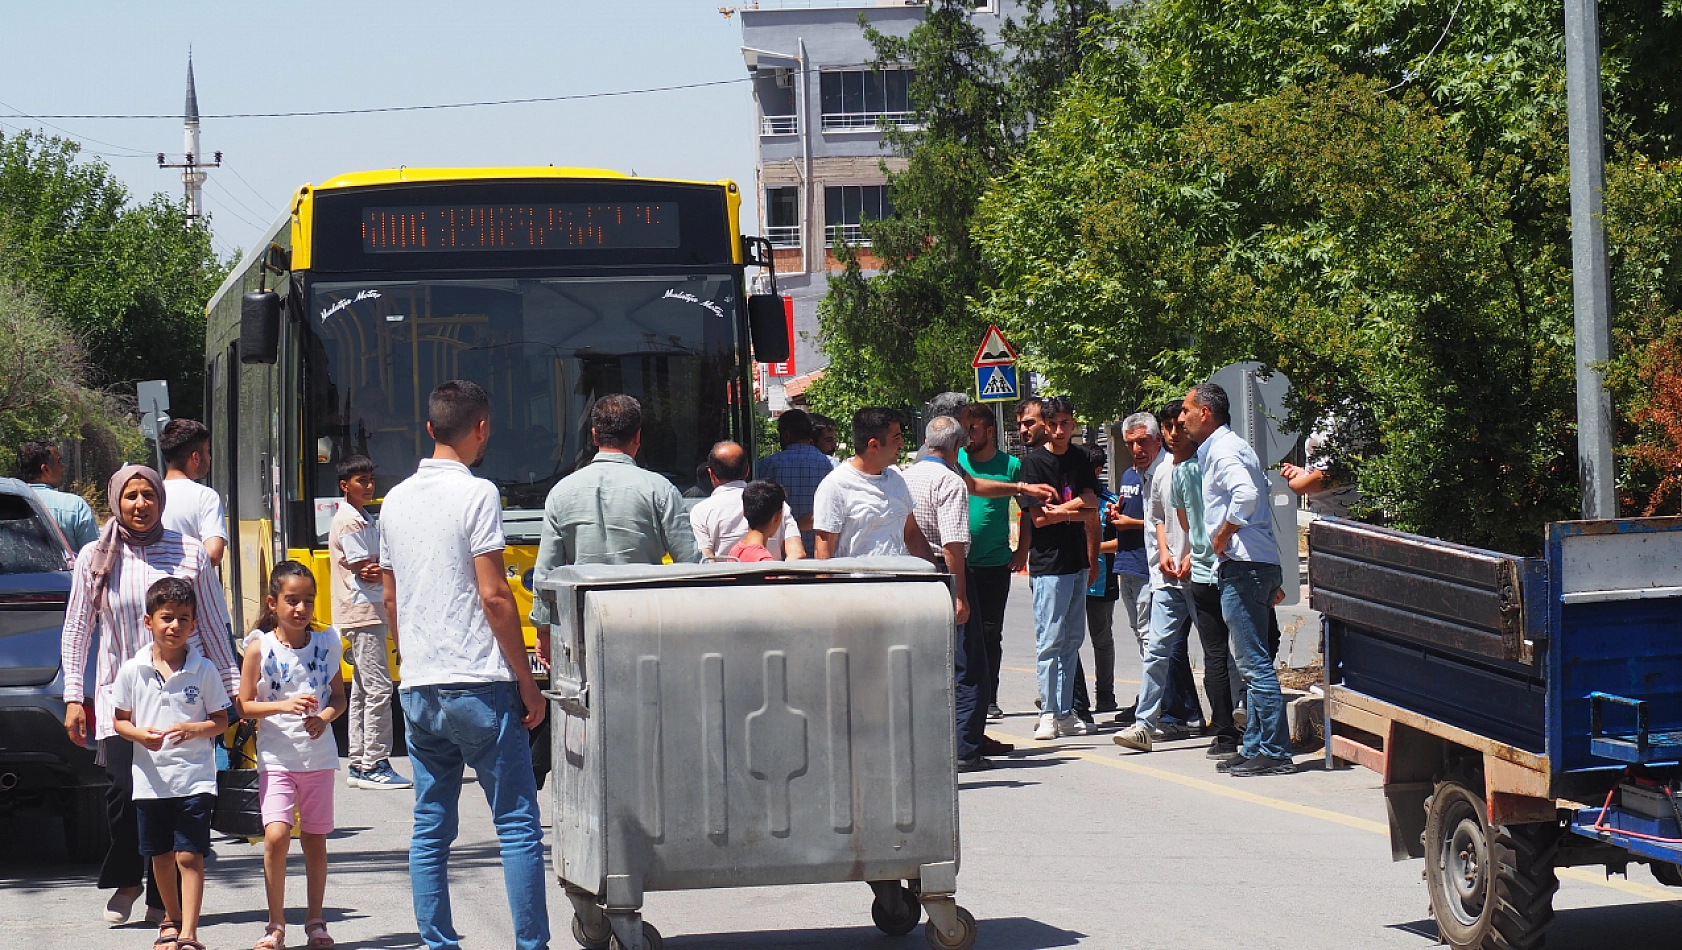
[736,1,1020,409]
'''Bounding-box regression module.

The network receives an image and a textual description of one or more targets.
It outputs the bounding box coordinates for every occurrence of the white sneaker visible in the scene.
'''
[1033,713,1058,740]
[1056,714,1090,737]
[1112,722,1152,752]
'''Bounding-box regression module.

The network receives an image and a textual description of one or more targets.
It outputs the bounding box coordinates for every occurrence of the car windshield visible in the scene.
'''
[304,274,743,540]
[0,494,68,574]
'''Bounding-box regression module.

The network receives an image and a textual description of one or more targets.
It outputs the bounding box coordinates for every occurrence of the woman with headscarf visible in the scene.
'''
[59,465,240,930]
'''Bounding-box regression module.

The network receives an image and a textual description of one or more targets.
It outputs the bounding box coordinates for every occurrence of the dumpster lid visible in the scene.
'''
[534,556,938,594]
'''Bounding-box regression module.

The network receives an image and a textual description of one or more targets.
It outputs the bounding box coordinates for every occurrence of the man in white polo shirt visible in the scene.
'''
[690,440,805,560]
[159,420,227,569]
[379,380,549,950]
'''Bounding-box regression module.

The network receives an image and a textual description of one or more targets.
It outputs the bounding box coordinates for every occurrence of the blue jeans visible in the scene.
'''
[1030,572,1088,717]
[1219,561,1290,760]
[1135,586,1196,728]
[402,682,550,950]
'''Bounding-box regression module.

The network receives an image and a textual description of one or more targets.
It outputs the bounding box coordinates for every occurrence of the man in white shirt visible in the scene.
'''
[690,441,805,560]
[1183,381,1293,778]
[158,420,227,568]
[378,380,549,950]
[811,407,932,561]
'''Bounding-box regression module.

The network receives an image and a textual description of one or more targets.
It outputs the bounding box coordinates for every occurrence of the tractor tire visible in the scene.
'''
[1424,776,1559,950]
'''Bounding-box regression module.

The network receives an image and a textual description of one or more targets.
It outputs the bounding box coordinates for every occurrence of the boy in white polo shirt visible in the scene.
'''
[111,577,232,950]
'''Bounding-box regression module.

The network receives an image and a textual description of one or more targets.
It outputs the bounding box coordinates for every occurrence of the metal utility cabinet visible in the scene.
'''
[1314,516,1682,950]
[536,558,977,950]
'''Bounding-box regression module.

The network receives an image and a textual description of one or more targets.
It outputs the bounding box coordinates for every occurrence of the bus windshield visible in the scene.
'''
[304,273,742,538]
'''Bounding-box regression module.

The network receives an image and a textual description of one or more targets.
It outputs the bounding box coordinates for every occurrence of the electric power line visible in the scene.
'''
[0,96,154,154]
[0,46,1013,122]
[206,175,268,225]
[223,164,273,208]
[202,189,262,231]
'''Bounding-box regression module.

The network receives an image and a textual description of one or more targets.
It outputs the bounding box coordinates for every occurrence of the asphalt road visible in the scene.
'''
[6,574,1682,949]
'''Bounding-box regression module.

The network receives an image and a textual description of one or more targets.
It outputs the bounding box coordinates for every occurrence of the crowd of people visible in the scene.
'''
[20,373,1297,950]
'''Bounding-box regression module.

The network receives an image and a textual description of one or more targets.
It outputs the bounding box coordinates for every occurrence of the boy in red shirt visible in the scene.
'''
[730,480,787,562]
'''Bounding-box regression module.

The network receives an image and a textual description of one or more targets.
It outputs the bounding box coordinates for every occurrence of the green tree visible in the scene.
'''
[0,279,145,486]
[975,0,1682,552]
[807,0,1111,421]
[0,131,228,420]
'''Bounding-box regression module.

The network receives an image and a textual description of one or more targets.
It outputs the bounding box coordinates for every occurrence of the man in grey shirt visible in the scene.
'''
[529,394,700,663]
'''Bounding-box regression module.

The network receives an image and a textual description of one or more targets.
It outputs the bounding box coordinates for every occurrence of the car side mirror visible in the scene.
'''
[240,291,280,364]
[748,294,790,364]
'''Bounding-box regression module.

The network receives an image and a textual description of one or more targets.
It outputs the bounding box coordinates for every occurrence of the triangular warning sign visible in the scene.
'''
[972,325,1018,367]
[980,366,1015,397]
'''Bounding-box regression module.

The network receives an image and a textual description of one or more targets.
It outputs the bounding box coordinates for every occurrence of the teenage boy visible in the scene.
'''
[329,455,409,790]
[381,380,550,950]
[730,480,788,563]
[110,577,233,950]
[1019,396,1100,741]
[159,420,227,569]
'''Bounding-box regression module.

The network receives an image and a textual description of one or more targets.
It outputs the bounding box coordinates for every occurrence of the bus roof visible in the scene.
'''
[206,167,744,314]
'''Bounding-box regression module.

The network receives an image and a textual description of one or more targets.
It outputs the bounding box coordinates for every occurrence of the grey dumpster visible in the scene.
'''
[536,558,976,950]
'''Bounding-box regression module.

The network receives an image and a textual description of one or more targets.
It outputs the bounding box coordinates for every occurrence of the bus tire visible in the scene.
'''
[1424,775,1558,950]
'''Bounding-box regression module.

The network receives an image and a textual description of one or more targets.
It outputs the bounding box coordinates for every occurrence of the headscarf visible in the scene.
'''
[86,465,167,615]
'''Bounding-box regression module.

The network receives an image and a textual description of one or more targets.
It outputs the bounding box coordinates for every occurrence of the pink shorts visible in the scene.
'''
[259,769,336,834]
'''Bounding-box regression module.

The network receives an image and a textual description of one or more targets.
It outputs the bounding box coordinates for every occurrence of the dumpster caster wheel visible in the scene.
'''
[571,914,612,950]
[607,921,661,950]
[871,885,922,935]
[924,905,976,950]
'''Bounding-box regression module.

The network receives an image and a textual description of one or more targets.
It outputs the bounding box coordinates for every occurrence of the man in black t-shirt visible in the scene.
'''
[1019,396,1102,741]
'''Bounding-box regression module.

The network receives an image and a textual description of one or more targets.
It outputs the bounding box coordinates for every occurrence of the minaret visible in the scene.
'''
[182,54,206,220]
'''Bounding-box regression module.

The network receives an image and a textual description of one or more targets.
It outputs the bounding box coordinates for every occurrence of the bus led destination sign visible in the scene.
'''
[361,202,680,253]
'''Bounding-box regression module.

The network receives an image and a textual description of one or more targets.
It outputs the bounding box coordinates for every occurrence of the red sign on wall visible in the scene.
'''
[768,294,796,377]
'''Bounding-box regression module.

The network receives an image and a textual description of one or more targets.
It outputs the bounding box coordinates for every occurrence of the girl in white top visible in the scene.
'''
[238,561,346,950]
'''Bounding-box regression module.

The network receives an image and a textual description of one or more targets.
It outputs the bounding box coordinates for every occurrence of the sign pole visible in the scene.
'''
[1565,0,1617,519]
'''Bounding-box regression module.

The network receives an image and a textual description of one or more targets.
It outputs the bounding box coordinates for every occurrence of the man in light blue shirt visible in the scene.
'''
[18,441,99,552]
[1183,382,1293,777]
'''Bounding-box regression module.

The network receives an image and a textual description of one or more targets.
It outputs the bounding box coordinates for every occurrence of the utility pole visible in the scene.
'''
[1564,0,1617,519]
[157,52,220,222]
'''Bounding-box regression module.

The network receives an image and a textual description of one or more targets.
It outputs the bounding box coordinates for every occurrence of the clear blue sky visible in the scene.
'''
[0,1,760,260]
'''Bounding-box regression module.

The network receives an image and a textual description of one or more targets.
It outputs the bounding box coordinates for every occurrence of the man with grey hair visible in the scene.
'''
[904,414,1005,770]
[1107,411,1163,724]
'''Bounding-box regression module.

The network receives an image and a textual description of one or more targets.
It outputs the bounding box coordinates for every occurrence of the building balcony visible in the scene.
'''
[820,110,917,132]
[760,114,800,136]
[766,224,802,248]
[825,223,869,246]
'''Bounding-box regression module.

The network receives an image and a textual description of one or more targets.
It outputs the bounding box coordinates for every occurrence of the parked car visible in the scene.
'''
[0,477,109,861]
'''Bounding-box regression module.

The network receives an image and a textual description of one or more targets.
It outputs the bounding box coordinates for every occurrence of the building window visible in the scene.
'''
[819,69,915,132]
[971,0,998,12]
[766,187,800,248]
[824,185,892,246]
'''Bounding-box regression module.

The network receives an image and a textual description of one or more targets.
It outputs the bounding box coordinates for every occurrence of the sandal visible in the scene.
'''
[304,918,334,949]
[176,940,206,950]
[154,920,181,949]
[254,922,285,949]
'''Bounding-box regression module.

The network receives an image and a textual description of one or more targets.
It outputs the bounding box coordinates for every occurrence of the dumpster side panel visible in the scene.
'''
[588,579,957,893]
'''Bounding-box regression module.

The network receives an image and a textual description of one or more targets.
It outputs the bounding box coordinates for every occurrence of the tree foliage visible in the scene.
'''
[0,130,228,419]
[0,280,146,485]
[806,0,1111,420]
[972,0,1682,552]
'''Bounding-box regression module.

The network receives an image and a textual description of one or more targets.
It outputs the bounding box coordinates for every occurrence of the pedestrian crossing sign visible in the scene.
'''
[975,363,1019,403]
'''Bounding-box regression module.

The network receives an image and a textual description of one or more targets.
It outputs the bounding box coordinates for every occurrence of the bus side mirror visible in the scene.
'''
[747,294,790,364]
[240,291,281,364]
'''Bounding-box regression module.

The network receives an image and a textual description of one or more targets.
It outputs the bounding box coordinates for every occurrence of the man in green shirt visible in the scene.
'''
[958,403,1019,722]
[529,395,700,662]
[1169,414,1242,758]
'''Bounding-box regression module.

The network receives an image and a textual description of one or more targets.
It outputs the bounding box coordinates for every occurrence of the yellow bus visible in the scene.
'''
[202,168,787,704]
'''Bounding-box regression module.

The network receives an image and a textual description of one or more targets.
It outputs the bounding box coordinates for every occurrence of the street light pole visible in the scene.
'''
[1564,0,1617,519]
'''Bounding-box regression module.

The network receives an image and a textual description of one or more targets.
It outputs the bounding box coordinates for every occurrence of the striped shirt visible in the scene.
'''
[60,530,239,740]
[901,458,970,557]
